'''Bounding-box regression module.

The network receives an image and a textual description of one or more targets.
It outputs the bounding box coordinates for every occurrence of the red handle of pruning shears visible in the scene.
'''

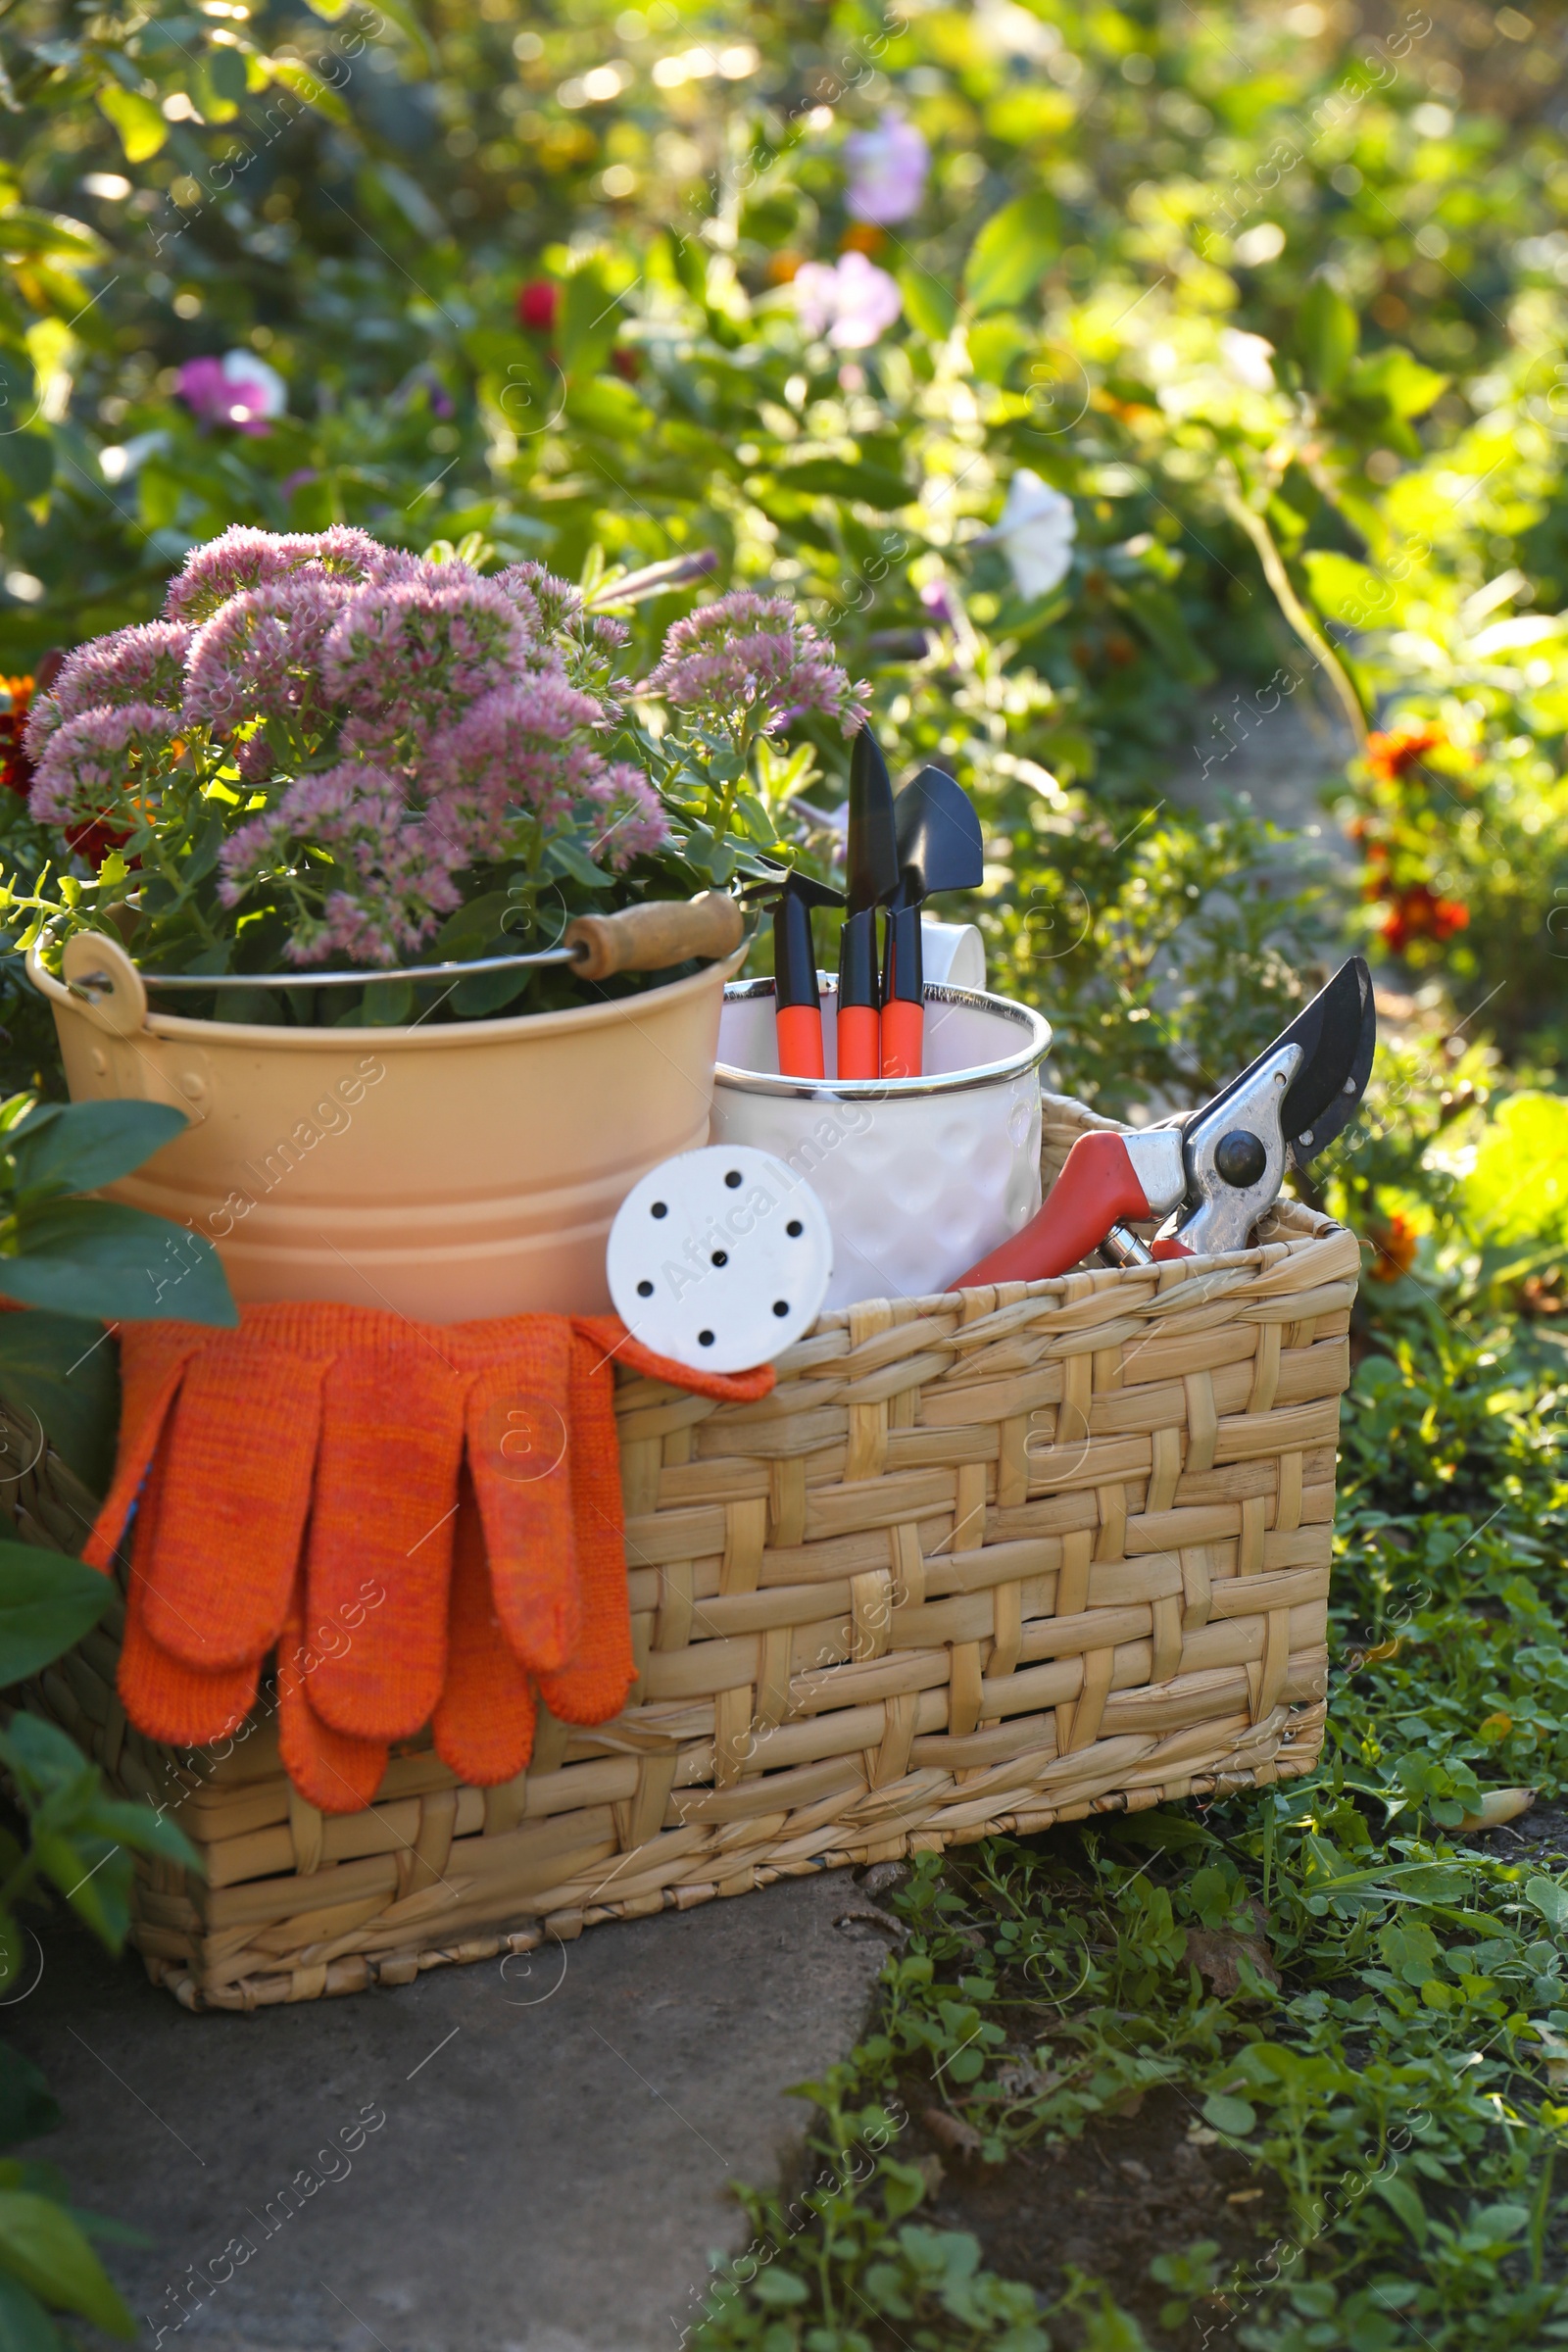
[956,1132,1158,1287]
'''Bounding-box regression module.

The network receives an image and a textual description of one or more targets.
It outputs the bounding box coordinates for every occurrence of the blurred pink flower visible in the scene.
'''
[844,112,929,225]
[421,676,611,858]
[793,253,904,351]
[586,763,669,868]
[220,761,462,965]
[644,591,869,735]
[324,564,539,752]
[177,351,288,436]
[165,525,411,623]
[26,621,191,754]
[28,702,180,829]
[183,579,348,731]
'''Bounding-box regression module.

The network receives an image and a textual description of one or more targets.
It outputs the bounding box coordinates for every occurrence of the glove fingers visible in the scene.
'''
[431,1467,536,1787]
[465,1327,579,1675]
[277,1571,388,1815]
[535,1333,634,1729]
[305,1346,466,1741]
[141,1340,327,1668]
[83,1324,209,1574]
[118,1448,259,1744]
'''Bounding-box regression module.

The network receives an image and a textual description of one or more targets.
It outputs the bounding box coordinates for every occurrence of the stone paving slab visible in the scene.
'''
[9,1873,889,2352]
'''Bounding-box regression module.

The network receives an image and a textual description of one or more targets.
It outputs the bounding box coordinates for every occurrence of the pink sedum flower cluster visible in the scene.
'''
[25,528,869,975]
[24,528,677,966]
[643,591,870,736]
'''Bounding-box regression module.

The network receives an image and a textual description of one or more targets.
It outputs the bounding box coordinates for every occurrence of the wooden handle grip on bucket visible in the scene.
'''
[564,893,744,980]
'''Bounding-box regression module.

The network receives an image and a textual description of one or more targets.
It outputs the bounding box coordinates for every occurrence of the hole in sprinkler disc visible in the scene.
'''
[698,1329,715,1348]
[724,1169,743,1188]
[711,1250,728,1266]
[786,1219,803,1237]
[637,1279,654,1297]
[651,1200,667,1218]
[772,1299,789,1317]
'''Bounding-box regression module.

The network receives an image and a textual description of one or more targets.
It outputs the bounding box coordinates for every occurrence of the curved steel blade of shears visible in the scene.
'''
[1186,956,1376,1175]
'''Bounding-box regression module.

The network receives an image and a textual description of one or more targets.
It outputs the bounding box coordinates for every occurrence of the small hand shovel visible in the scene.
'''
[880,768,984,1078]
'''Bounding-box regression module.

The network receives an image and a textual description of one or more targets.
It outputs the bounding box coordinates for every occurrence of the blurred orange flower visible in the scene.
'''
[1365,722,1446,782]
[1378,883,1469,953]
[1367,1211,1418,1282]
[0,675,34,801]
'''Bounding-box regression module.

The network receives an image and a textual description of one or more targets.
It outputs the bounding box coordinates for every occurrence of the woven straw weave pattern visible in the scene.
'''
[21,1095,1355,2010]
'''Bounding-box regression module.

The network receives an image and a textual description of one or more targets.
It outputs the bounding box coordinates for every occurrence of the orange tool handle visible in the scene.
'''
[1151,1233,1194,1260]
[836,1002,881,1082]
[956,1131,1154,1288]
[776,1003,826,1080]
[879,998,924,1080]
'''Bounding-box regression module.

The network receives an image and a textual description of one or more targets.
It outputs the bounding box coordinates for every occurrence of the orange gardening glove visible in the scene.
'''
[138,1330,331,1671]
[461,1315,580,1676]
[304,1336,467,1743]
[83,1322,211,1578]
[535,1327,636,1728]
[277,1567,388,1815]
[118,1446,261,1746]
[430,1465,536,1787]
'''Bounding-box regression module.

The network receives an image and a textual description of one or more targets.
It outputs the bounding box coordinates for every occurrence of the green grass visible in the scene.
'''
[687,1083,1568,2352]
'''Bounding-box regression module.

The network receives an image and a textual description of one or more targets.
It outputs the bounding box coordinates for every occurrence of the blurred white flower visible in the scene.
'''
[973,469,1077,600]
[1219,329,1276,392]
[843,111,929,224]
[793,253,904,351]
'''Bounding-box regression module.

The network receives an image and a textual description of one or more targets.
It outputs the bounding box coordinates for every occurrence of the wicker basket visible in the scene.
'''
[18,1094,1356,2011]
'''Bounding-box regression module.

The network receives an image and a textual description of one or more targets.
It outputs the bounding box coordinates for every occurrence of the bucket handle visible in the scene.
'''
[28,893,747,1004]
[48,934,150,1038]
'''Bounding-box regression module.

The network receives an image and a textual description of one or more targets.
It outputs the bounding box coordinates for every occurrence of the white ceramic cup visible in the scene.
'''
[709,979,1052,1310]
[919,917,986,992]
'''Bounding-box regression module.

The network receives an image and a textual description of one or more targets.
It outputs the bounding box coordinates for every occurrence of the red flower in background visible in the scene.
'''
[516,279,559,333]
[1379,883,1470,954]
[1365,722,1446,783]
[0,676,35,800]
[64,819,131,871]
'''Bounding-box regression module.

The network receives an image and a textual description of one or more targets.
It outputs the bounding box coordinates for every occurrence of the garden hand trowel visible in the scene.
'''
[957,956,1376,1286]
[880,767,985,1078]
[836,727,900,1080]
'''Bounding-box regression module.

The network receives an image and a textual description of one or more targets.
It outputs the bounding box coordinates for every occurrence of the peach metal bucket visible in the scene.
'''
[28,941,745,1322]
[709,978,1052,1311]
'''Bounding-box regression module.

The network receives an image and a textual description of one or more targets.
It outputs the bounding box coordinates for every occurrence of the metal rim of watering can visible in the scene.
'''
[714,978,1052,1102]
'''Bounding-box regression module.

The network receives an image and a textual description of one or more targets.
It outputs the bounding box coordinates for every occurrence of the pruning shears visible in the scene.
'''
[958,956,1376,1286]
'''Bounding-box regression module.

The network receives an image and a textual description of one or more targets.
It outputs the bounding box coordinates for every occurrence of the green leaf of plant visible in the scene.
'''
[0,1542,108,1685]
[1459,1095,1568,1250]
[0,2191,134,2336]
[768,457,910,509]
[0,1202,236,1326]
[94,85,166,164]
[1526,1874,1568,1928]
[1200,2092,1255,2136]
[8,1100,188,1205]
[0,2051,59,2154]
[752,2268,808,2308]
[268,56,350,122]
[963,193,1059,315]
[0,2265,67,2352]
[1373,2170,1428,2244]
[899,268,956,340]
[1297,279,1357,393]
[0,1310,119,1494]
[0,436,52,502]
[1348,346,1447,419]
